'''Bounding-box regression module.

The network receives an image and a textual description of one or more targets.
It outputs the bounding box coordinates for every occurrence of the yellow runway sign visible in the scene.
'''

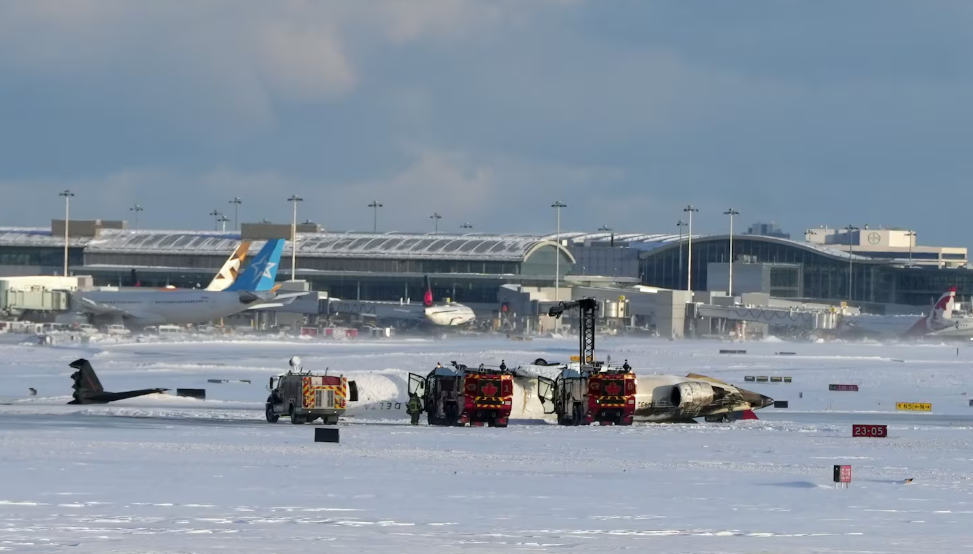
[896,403,932,412]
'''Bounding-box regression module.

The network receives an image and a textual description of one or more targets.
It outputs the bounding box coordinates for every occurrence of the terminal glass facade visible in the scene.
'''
[639,237,973,306]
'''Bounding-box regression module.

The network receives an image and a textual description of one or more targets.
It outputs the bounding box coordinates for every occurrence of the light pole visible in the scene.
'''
[129,204,144,231]
[59,189,74,277]
[906,230,916,263]
[430,212,442,234]
[598,224,614,247]
[229,197,242,231]
[723,208,739,296]
[460,223,473,230]
[845,224,859,301]
[683,205,699,291]
[552,201,567,302]
[677,220,688,289]
[368,201,383,233]
[218,215,230,232]
[209,209,221,231]
[288,195,303,281]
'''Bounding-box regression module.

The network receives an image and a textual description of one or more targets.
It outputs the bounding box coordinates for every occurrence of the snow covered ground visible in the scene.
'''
[1,335,973,552]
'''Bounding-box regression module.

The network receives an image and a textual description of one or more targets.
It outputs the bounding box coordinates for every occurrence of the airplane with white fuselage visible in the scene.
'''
[335,360,773,423]
[326,275,475,327]
[836,286,966,339]
[76,239,307,325]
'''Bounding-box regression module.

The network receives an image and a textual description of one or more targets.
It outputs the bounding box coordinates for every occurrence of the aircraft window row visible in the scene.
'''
[151,299,207,304]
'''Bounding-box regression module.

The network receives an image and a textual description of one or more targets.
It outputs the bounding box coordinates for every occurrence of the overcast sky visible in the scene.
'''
[1,1,971,246]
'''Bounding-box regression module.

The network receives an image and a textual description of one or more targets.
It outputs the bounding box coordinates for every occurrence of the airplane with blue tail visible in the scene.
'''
[76,239,306,325]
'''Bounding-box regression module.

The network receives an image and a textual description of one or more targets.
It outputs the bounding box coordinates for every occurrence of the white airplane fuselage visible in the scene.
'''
[424,303,476,326]
[76,290,269,325]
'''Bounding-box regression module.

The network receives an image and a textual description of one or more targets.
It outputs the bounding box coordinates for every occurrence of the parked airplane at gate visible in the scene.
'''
[421,276,476,326]
[76,239,305,325]
[837,286,962,339]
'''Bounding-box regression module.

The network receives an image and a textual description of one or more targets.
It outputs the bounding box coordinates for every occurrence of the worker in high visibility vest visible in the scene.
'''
[407,392,423,425]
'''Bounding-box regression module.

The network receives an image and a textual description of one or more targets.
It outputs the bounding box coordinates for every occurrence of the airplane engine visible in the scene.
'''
[670,382,715,409]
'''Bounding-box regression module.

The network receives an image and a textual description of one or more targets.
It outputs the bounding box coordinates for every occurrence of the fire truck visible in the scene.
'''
[409,361,514,427]
[265,356,358,425]
[537,362,636,425]
[535,298,637,426]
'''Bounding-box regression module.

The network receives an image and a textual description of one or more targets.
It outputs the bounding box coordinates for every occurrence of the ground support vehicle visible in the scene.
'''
[266,356,358,424]
[537,363,637,426]
[409,361,514,427]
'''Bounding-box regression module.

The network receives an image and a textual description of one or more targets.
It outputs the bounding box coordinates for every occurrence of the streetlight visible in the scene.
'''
[229,197,242,231]
[209,209,221,231]
[598,225,614,247]
[844,224,859,301]
[677,220,688,289]
[723,208,739,296]
[683,205,699,291]
[59,189,74,277]
[368,201,383,233]
[430,212,442,234]
[552,201,567,302]
[129,204,144,231]
[905,230,916,263]
[460,223,473,230]
[217,214,231,232]
[287,195,303,281]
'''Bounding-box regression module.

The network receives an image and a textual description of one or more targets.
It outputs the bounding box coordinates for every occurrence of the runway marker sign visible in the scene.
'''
[852,424,887,438]
[829,384,859,391]
[833,465,852,488]
[896,402,931,412]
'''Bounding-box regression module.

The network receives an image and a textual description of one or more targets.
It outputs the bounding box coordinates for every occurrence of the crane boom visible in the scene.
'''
[548,298,598,365]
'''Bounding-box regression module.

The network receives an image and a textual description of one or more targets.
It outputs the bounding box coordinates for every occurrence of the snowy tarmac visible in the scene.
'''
[1,335,973,552]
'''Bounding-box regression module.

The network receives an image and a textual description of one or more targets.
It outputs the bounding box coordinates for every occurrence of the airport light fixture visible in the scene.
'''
[229,197,242,231]
[844,224,859,301]
[723,208,739,296]
[129,204,144,231]
[209,209,222,231]
[683,205,699,291]
[217,214,231,232]
[287,195,303,282]
[368,201,383,233]
[598,225,614,248]
[460,223,473,230]
[677,220,688,289]
[59,189,74,277]
[905,230,916,263]
[430,212,442,234]
[552,201,568,303]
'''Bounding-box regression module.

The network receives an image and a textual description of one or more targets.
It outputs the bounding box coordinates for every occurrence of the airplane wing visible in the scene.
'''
[246,291,309,310]
[80,297,139,318]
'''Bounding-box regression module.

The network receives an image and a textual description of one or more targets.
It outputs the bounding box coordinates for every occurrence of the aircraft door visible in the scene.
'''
[408,373,427,399]
[536,376,556,414]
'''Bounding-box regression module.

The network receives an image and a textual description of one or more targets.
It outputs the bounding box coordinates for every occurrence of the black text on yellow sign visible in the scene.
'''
[896,402,932,412]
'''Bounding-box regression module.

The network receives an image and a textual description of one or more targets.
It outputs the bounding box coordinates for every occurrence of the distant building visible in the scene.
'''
[744,222,790,240]
[803,226,964,268]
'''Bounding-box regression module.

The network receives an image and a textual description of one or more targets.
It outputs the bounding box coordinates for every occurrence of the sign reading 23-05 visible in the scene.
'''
[896,402,932,412]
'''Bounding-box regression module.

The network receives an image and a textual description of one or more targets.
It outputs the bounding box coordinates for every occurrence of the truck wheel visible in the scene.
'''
[289,405,302,424]
[265,404,279,423]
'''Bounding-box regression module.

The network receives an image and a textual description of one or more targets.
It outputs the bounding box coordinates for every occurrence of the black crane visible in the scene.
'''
[548,298,598,366]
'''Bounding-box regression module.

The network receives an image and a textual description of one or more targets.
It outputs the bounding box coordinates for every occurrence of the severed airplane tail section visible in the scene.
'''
[68,359,167,405]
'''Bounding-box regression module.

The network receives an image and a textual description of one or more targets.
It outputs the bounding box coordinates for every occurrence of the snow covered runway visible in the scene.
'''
[1,336,972,552]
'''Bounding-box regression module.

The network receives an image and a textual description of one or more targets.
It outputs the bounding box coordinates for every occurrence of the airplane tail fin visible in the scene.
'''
[423,275,434,307]
[904,286,956,336]
[225,239,285,292]
[206,241,251,291]
[69,358,104,402]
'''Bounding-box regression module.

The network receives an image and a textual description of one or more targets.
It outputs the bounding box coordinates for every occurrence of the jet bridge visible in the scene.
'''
[692,303,839,330]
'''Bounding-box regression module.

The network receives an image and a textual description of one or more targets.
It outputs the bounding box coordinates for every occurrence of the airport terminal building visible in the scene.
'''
[0,220,970,312]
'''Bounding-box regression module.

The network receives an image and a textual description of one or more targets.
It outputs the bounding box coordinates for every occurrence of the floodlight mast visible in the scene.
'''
[549,298,598,368]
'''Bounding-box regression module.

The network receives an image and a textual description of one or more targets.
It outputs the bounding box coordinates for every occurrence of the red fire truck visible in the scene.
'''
[409,361,514,427]
[537,363,637,426]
